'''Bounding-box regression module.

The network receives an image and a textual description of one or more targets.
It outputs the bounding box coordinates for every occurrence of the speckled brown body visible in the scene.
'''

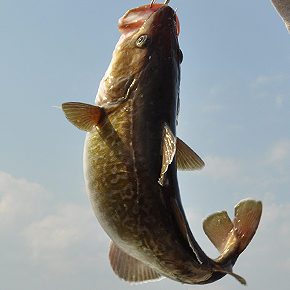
[83,5,220,283]
[61,3,262,285]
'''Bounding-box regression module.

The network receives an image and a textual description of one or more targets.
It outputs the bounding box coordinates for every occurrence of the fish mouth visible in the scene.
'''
[145,4,179,38]
[119,2,179,38]
[139,4,180,63]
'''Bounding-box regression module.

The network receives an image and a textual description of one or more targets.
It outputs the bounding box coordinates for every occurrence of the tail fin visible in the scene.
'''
[203,199,262,283]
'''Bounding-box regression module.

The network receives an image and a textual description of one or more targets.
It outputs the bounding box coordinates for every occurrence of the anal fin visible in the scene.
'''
[109,241,163,284]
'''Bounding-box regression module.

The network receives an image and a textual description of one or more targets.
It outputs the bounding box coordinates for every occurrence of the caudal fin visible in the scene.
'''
[203,199,262,284]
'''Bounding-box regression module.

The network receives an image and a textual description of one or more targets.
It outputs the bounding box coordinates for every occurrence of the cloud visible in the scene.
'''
[0,171,50,229]
[0,171,108,278]
[202,104,225,113]
[201,84,228,113]
[1,169,290,289]
[199,156,240,180]
[260,201,290,241]
[21,202,107,274]
[275,95,283,108]
[254,199,290,273]
[208,83,229,98]
[266,139,290,164]
[194,286,229,290]
[22,203,103,256]
[250,74,290,88]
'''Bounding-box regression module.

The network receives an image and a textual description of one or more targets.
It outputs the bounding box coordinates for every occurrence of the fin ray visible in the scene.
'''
[203,210,233,253]
[203,200,262,285]
[213,265,246,285]
[176,138,205,170]
[62,102,105,131]
[203,199,262,257]
[158,124,176,185]
[234,199,262,253]
[109,241,163,284]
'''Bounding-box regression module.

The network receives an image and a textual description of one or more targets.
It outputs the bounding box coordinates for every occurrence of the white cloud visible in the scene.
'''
[208,83,229,97]
[199,156,240,180]
[184,206,201,225]
[22,208,100,274]
[276,95,283,108]
[1,170,290,290]
[202,104,225,113]
[0,171,50,228]
[195,286,229,290]
[22,203,102,256]
[250,74,290,88]
[253,200,290,273]
[266,139,290,164]
[201,84,228,113]
[0,171,108,277]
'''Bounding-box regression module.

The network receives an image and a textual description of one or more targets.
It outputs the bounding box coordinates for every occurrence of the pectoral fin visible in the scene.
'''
[176,138,205,170]
[62,102,106,131]
[158,124,176,186]
[109,241,163,284]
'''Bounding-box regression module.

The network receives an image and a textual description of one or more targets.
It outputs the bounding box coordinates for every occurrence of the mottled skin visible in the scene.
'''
[83,5,230,283]
[61,2,262,285]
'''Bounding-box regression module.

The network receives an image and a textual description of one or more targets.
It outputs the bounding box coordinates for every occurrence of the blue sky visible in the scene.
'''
[1,1,290,289]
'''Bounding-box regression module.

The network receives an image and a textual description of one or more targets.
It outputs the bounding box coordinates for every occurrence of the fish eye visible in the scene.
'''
[178,49,183,63]
[136,35,151,48]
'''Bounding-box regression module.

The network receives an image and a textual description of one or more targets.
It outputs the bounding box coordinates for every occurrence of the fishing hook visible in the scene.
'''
[150,0,170,8]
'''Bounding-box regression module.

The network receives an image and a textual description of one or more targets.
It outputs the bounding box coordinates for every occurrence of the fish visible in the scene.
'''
[271,0,290,33]
[61,0,262,285]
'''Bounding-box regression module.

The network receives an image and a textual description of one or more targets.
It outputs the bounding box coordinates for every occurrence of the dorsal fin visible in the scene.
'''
[108,241,163,284]
[176,138,205,170]
[158,124,176,186]
[62,102,105,131]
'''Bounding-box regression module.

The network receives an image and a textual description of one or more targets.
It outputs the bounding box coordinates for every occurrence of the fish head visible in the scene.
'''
[96,3,182,113]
